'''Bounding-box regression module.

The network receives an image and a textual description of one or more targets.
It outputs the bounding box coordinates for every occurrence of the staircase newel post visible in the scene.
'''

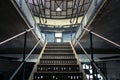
[89,30,95,80]
[23,29,27,80]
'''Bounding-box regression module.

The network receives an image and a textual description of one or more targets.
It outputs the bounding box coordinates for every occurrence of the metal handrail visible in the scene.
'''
[12,0,44,42]
[9,62,24,80]
[0,27,43,79]
[0,28,33,45]
[0,27,45,80]
[72,0,93,43]
[9,39,42,80]
[24,0,44,40]
[24,40,41,61]
[75,39,107,80]
[72,0,107,46]
[73,28,120,79]
[11,0,40,44]
[84,28,120,48]
[0,1,46,80]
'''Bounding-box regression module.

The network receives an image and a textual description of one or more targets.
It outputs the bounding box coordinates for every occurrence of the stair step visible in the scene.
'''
[34,72,83,80]
[34,71,81,73]
[46,42,70,46]
[45,46,71,48]
[44,49,73,53]
[39,59,77,65]
[45,46,71,49]
[45,48,72,52]
[43,52,74,54]
[37,64,80,72]
[41,55,75,59]
[42,53,74,55]
[41,57,76,61]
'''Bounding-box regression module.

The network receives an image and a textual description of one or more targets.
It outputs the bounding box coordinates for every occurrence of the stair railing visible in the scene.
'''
[74,38,107,80]
[0,28,32,45]
[73,27,120,80]
[0,27,45,80]
[84,28,120,48]
[72,0,107,46]
[11,0,45,44]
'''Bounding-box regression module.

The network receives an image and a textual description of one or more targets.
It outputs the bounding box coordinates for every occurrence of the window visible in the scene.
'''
[55,32,62,42]
[55,33,62,37]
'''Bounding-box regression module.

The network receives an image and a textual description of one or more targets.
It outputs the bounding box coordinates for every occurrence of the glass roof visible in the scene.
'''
[26,0,91,32]
[27,0,91,19]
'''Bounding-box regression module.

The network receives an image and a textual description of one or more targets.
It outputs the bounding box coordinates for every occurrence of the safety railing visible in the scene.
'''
[11,0,45,43]
[72,0,105,45]
[73,27,120,80]
[1,1,46,79]
[0,27,45,80]
[84,28,120,48]
[74,37,107,80]
[70,0,120,79]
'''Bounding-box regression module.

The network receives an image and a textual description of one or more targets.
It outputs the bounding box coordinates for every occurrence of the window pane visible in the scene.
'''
[56,39,61,42]
[55,33,62,37]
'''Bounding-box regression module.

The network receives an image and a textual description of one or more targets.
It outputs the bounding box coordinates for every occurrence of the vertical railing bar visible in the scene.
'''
[22,30,27,80]
[89,30,95,80]
[9,39,41,80]
[75,39,107,80]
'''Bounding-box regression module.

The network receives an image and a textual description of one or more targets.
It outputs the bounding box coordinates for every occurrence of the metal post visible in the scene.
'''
[23,30,27,80]
[89,30,95,80]
[70,25,72,41]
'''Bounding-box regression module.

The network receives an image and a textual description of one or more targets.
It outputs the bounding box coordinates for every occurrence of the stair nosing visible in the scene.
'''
[34,71,81,73]
[38,64,79,66]
[45,49,72,50]
[40,58,76,59]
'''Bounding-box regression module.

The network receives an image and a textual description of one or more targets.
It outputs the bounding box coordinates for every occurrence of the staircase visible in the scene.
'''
[29,42,87,80]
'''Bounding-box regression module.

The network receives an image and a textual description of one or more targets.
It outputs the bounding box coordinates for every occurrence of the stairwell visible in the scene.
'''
[29,42,87,80]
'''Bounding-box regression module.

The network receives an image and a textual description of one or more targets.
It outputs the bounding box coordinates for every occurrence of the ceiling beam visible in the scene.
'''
[36,0,42,24]
[70,0,77,23]
[41,0,47,23]
[75,0,85,23]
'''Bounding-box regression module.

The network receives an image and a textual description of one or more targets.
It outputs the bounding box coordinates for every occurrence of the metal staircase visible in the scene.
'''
[29,42,87,80]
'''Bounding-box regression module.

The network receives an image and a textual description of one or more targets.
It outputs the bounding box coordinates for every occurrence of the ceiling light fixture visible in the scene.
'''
[56,7,62,11]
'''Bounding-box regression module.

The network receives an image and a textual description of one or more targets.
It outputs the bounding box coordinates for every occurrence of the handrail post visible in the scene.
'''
[23,30,27,80]
[89,30,95,80]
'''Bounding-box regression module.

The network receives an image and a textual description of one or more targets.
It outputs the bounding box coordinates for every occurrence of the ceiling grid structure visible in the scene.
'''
[27,0,91,19]
[26,0,91,32]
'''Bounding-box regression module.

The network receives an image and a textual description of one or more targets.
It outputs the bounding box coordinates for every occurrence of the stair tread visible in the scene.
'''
[37,64,79,66]
[45,49,72,50]
[38,64,79,65]
[43,52,74,54]
[46,43,70,46]
[34,71,81,73]
[46,46,71,47]
[42,53,74,55]
[40,58,77,61]
[38,63,78,65]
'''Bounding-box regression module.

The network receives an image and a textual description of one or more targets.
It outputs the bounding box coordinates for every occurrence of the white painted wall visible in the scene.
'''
[35,17,82,26]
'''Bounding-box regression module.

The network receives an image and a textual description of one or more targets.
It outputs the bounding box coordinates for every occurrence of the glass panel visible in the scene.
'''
[55,33,62,37]
[56,38,62,42]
